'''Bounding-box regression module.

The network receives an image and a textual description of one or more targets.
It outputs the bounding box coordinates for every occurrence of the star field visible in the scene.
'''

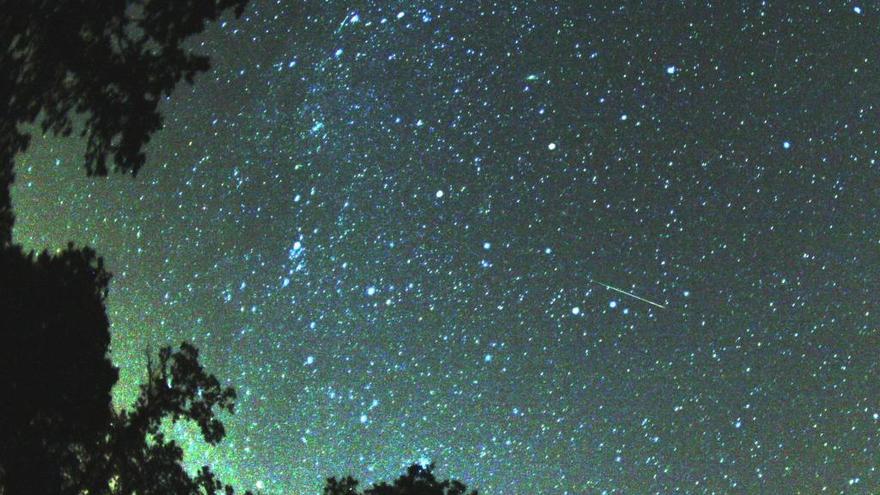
[11,2,880,493]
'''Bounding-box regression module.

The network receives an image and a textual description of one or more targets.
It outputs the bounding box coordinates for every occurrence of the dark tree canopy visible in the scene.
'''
[0,0,248,244]
[0,244,246,494]
[0,243,118,495]
[85,342,246,495]
[0,243,247,495]
[324,464,478,495]
[0,1,258,494]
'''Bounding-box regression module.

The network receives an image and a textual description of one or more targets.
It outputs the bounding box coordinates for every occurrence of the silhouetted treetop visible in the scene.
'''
[0,0,249,243]
[85,342,244,495]
[0,242,246,495]
[1,2,253,492]
[325,464,477,495]
[2,0,247,176]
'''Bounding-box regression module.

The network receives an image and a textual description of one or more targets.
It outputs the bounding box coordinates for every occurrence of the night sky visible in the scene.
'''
[11,1,880,493]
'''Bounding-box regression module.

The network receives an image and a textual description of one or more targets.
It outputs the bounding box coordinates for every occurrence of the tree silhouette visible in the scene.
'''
[0,243,117,495]
[0,242,248,495]
[0,0,248,245]
[1,1,252,493]
[85,342,250,495]
[324,464,477,495]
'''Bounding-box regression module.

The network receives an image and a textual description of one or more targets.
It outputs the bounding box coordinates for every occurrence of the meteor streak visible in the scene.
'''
[592,280,666,309]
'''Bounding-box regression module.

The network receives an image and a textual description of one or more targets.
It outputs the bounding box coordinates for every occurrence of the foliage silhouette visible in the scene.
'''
[1,1,253,493]
[0,243,117,495]
[0,242,248,495]
[324,464,477,495]
[0,0,248,244]
[86,342,250,495]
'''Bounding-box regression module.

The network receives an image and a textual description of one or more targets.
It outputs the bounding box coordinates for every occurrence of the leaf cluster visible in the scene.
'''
[0,0,247,243]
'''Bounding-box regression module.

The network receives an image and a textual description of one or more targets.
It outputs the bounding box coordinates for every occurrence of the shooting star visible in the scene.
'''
[592,280,666,309]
